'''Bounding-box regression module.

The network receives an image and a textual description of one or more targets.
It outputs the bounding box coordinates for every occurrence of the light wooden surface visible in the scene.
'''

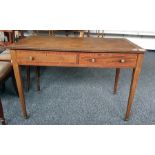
[113,68,121,94]
[14,51,138,68]
[125,54,144,120]
[9,36,145,120]
[11,50,27,118]
[9,36,145,53]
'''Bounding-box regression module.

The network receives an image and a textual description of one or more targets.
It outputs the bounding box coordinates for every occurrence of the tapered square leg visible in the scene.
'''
[11,70,19,96]
[11,51,28,118]
[26,66,30,91]
[125,54,144,121]
[113,68,121,94]
[36,66,40,91]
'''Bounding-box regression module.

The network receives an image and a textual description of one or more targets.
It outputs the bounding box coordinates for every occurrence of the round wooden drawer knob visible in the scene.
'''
[120,59,125,63]
[91,58,96,62]
[29,56,34,61]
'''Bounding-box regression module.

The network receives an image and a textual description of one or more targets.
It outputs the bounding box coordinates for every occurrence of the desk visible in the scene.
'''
[9,36,146,120]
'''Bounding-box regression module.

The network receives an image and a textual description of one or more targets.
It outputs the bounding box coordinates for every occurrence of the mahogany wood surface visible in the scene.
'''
[9,36,146,120]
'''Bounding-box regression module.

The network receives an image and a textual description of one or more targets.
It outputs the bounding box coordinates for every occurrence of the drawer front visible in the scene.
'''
[46,52,77,64]
[79,53,138,68]
[16,51,77,65]
[16,51,47,64]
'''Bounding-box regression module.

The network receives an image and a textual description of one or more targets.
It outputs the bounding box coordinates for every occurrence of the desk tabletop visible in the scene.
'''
[8,36,145,53]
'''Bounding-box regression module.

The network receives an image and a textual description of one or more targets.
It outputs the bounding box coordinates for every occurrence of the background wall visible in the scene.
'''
[29,30,155,50]
[89,30,155,50]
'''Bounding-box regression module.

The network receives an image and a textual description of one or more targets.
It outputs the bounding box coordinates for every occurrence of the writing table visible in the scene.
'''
[9,36,146,120]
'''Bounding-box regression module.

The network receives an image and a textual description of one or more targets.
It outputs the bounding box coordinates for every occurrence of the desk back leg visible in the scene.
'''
[26,66,30,91]
[113,68,121,94]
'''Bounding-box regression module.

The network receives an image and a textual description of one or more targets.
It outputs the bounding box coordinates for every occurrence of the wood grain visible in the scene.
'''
[9,36,145,120]
[79,53,138,68]
[113,68,121,94]
[14,50,138,68]
[8,36,145,53]
[11,50,28,118]
[16,51,78,65]
[125,54,144,120]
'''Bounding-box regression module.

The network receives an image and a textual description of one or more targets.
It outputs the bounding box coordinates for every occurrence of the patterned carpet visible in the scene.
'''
[1,51,155,125]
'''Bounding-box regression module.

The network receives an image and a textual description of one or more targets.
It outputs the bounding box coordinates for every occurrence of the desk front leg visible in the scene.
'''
[125,54,144,120]
[11,51,28,119]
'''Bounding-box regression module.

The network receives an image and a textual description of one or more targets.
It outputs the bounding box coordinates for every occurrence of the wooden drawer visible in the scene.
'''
[16,51,47,64]
[79,53,138,68]
[46,52,77,64]
[16,51,77,65]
